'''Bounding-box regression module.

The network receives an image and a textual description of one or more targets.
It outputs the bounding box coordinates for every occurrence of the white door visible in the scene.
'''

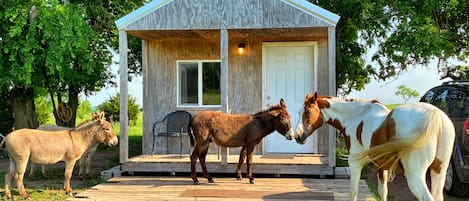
[263,42,317,154]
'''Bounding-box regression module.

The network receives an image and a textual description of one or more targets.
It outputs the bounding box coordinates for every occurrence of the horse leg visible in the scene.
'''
[236,146,247,180]
[245,146,255,184]
[377,169,389,201]
[64,160,78,194]
[199,146,214,183]
[348,160,364,201]
[4,158,16,199]
[430,121,454,201]
[401,149,434,201]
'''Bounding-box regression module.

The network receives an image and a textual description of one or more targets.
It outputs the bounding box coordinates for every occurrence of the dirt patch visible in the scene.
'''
[361,167,416,201]
[0,145,120,191]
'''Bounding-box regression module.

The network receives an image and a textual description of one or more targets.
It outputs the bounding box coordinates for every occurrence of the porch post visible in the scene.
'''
[220,29,229,164]
[328,26,336,167]
[119,30,129,163]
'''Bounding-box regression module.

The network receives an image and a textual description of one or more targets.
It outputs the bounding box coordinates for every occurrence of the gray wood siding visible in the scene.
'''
[124,0,331,31]
[143,29,331,155]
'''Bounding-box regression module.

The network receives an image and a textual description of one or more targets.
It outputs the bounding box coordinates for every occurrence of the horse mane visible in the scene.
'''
[253,104,282,116]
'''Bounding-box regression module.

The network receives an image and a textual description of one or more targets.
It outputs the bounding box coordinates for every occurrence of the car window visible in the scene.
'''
[447,88,467,118]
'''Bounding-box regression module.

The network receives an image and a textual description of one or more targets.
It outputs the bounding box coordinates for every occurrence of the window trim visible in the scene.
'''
[176,60,221,108]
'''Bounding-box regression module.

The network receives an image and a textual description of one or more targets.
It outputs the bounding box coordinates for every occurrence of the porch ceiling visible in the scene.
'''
[127,27,328,41]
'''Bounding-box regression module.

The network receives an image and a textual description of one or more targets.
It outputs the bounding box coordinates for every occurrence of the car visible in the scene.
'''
[420,80,469,196]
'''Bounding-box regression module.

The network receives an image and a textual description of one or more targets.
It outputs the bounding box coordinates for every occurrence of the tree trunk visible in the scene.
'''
[53,87,79,128]
[67,86,79,127]
[11,87,39,129]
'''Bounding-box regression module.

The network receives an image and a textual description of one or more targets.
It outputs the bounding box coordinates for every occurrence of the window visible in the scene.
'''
[177,60,221,107]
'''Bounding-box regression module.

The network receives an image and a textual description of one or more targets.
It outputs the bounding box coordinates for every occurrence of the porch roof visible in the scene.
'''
[115,0,340,31]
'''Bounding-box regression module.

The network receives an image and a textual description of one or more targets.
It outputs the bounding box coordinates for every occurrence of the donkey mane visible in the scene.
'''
[253,104,282,116]
[73,119,100,131]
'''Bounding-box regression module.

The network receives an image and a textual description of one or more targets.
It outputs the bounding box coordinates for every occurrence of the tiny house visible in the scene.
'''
[116,0,340,176]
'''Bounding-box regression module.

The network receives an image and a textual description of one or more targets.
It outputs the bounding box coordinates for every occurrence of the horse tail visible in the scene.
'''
[352,108,443,177]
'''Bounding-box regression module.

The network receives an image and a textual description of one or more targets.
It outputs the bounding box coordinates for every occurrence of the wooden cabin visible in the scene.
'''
[116,0,340,177]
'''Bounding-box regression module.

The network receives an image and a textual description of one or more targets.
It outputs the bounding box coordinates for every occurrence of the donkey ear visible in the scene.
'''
[92,112,99,120]
[99,111,105,120]
[279,98,286,107]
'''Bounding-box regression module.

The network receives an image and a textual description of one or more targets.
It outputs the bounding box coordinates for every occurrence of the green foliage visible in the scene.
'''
[309,0,469,94]
[394,85,420,103]
[77,100,93,121]
[0,91,13,134]
[97,93,140,125]
[35,96,52,125]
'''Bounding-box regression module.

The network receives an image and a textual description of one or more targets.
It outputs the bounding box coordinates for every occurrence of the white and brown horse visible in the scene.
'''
[2,112,118,199]
[188,98,294,184]
[295,92,455,201]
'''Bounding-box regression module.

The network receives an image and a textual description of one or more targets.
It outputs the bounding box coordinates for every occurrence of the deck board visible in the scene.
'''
[69,176,374,201]
[121,154,334,176]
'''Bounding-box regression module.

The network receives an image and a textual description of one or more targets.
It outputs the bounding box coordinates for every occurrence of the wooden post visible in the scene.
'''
[119,30,129,164]
[220,29,229,164]
[328,26,336,168]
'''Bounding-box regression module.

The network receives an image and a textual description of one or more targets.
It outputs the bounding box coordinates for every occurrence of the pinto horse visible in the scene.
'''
[2,112,118,199]
[188,98,294,184]
[295,92,455,201]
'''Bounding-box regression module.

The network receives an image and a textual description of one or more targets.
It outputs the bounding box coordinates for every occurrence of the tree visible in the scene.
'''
[69,0,146,80]
[395,85,419,103]
[97,93,140,125]
[310,0,469,95]
[0,1,113,128]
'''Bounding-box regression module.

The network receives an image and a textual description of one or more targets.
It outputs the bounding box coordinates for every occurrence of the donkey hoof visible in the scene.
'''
[208,178,215,183]
[249,179,255,184]
[236,176,242,181]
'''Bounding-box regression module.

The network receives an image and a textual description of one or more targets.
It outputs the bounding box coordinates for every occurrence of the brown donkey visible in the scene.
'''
[189,98,294,184]
[2,112,118,199]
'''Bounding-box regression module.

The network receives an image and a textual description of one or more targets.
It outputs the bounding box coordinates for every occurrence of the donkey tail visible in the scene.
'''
[351,107,444,176]
[188,119,195,148]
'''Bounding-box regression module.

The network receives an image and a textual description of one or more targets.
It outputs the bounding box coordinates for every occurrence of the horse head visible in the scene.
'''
[95,112,119,147]
[295,92,326,144]
[272,98,295,140]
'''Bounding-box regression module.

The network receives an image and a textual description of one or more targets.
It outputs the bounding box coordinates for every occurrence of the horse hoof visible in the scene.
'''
[236,177,242,181]
[208,178,215,183]
[249,179,255,184]
[193,181,199,185]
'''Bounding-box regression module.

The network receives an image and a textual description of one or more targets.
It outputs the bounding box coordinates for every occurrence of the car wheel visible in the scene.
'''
[444,161,469,196]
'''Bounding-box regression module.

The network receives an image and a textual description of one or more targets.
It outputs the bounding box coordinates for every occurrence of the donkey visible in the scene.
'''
[3,112,118,199]
[295,92,455,201]
[30,112,103,178]
[188,98,294,184]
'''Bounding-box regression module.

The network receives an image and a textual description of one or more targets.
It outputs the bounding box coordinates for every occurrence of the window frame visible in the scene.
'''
[176,60,221,108]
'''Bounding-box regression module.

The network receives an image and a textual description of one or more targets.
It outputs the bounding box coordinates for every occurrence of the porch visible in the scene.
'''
[120,154,335,177]
[70,174,374,201]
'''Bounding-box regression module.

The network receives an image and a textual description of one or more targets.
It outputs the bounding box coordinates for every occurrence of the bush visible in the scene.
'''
[97,93,140,125]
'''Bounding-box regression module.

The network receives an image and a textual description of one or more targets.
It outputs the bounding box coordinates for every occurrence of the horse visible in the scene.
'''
[294,92,455,201]
[2,112,118,199]
[188,98,294,185]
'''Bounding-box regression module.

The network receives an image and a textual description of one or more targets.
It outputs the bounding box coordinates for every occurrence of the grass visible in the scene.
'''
[0,113,143,201]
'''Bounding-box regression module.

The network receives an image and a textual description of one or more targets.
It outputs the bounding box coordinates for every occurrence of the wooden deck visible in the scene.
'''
[69,176,374,201]
[120,154,335,177]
